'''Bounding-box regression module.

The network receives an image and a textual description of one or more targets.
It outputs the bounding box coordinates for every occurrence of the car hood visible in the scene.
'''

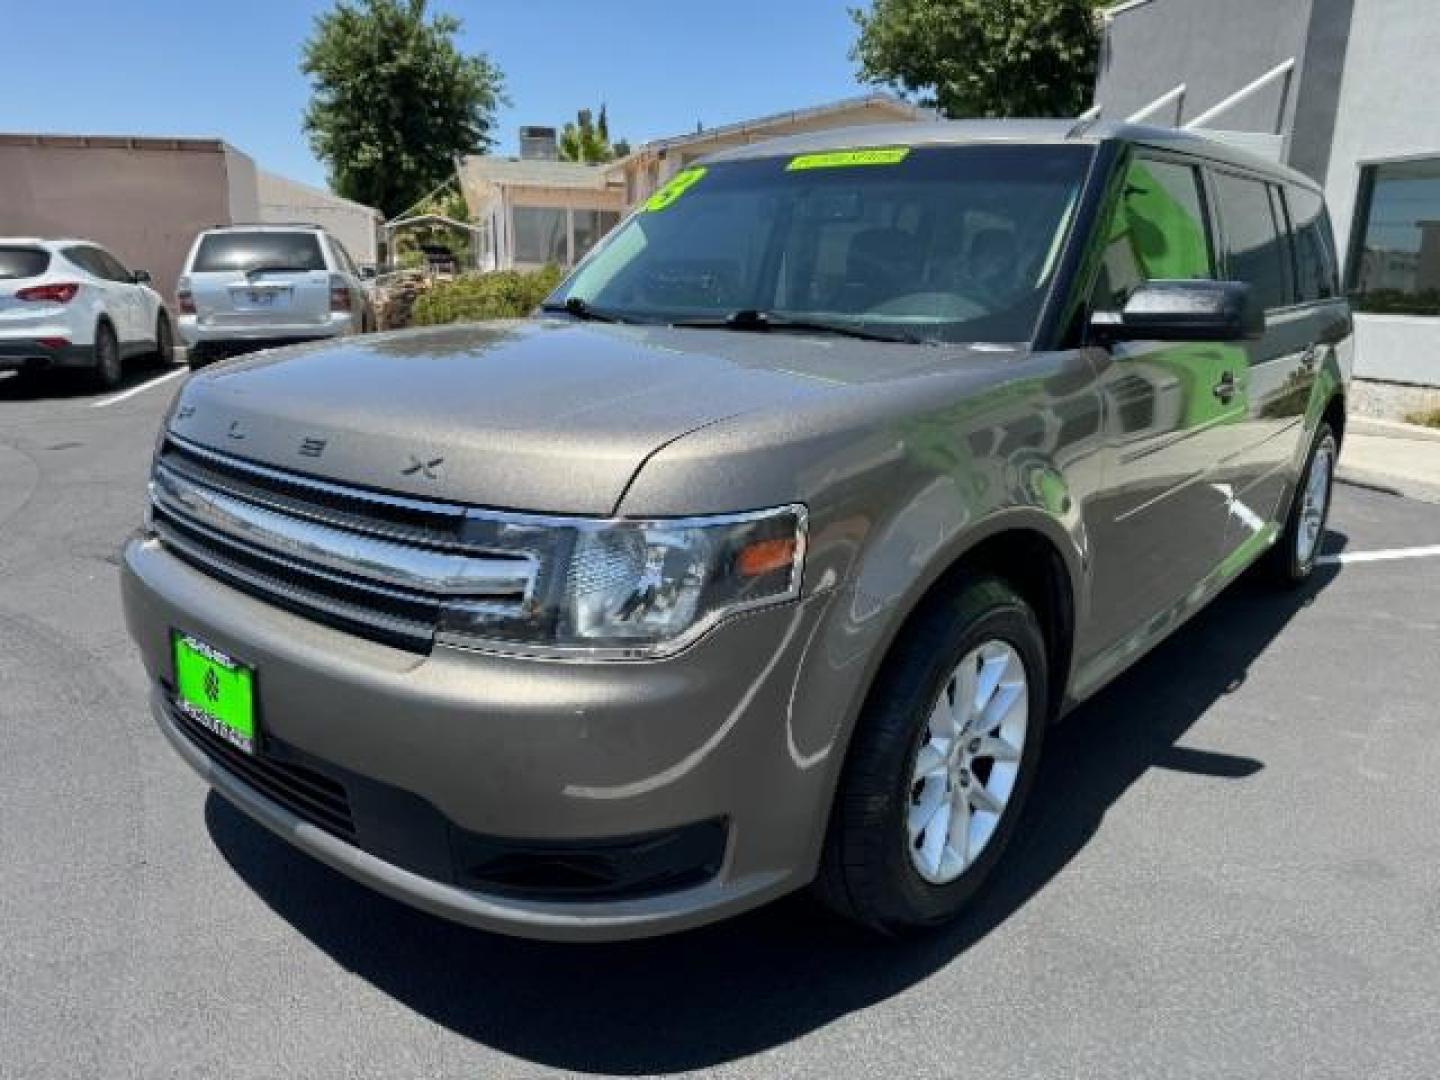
[167,319,1022,514]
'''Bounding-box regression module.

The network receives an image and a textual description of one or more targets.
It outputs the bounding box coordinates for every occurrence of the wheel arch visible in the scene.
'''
[849,510,1083,733]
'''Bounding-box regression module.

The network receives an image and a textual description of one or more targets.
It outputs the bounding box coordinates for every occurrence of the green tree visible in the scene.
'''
[851,0,1100,119]
[559,105,628,163]
[302,0,505,217]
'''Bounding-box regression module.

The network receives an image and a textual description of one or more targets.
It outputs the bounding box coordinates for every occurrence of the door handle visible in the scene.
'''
[1212,371,1237,403]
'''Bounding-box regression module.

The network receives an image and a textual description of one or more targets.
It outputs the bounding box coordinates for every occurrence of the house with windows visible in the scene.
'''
[457,95,932,274]
[456,153,625,272]
[604,93,934,209]
[1090,0,1440,406]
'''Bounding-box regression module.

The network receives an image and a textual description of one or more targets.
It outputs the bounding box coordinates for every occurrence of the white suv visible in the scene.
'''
[0,239,174,388]
[176,224,375,368]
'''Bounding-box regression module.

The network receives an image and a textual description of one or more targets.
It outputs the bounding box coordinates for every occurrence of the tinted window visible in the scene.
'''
[0,247,50,279]
[93,248,132,282]
[1286,185,1339,303]
[1092,157,1214,309]
[553,145,1093,344]
[331,239,360,278]
[1213,172,1292,310]
[1347,158,1440,314]
[192,231,326,273]
[63,246,105,277]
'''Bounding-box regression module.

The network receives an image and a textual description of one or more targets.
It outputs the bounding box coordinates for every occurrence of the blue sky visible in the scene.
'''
[3,1,874,190]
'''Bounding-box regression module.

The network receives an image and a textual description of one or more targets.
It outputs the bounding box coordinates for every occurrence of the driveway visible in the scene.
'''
[3,367,1438,1078]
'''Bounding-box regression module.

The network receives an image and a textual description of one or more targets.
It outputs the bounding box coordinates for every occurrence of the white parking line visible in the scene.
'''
[89,367,186,409]
[1318,544,1440,566]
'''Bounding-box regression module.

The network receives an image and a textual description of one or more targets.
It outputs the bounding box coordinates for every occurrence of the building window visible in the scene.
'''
[572,210,613,262]
[512,207,568,266]
[1348,158,1440,316]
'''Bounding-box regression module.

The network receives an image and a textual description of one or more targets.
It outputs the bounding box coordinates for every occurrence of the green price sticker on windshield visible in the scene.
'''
[643,167,707,212]
[786,148,910,171]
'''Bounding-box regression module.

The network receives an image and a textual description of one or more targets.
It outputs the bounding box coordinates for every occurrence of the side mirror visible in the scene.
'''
[132,269,153,286]
[1090,280,1263,343]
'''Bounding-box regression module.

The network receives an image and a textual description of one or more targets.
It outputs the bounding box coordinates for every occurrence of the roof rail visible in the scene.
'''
[212,221,325,230]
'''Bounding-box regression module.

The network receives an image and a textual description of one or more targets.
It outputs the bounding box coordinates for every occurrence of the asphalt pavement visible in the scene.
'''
[3,363,1439,1079]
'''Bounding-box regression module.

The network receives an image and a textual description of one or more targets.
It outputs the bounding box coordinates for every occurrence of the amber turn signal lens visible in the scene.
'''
[737,537,797,578]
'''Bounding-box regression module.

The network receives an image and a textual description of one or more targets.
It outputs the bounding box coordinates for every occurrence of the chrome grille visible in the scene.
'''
[151,436,539,652]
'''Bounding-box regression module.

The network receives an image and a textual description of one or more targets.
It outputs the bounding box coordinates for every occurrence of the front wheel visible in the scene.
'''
[1267,422,1337,586]
[815,577,1048,933]
[149,314,174,368]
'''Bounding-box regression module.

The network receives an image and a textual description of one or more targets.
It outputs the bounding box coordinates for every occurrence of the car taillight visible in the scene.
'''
[176,288,195,315]
[329,278,352,313]
[16,283,79,304]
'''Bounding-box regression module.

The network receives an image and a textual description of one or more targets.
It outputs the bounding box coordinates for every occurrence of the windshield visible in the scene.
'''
[192,231,326,273]
[547,144,1092,344]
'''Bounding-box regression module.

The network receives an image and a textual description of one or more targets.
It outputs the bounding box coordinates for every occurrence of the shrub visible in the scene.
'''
[410,266,564,327]
[1405,407,1440,429]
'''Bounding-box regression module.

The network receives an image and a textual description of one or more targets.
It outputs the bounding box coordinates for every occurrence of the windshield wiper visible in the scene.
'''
[540,296,631,324]
[671,309,927,345]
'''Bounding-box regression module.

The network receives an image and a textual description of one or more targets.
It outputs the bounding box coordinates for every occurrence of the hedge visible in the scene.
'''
[409,267,565,327]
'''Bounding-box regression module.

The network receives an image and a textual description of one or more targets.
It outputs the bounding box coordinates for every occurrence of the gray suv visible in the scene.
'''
[122,122,1351,940]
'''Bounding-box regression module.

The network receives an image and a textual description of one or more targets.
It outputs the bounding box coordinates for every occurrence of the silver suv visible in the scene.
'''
[176,224,374,368]
[123,122,1351,941]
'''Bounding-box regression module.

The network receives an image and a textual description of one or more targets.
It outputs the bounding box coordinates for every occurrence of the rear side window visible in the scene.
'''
[1091,157,1214,310]
[192,231,326,273]
[1286,185,1340,302]
[1212,172,1292,310]
[63,246,105,278]
[0,247,50,279]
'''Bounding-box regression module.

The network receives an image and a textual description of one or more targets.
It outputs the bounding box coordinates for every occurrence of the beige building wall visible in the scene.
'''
[0,135,244,304]
[257,170,383,265]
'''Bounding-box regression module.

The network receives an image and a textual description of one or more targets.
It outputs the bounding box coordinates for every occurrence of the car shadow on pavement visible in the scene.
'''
[0,362,176,402]
[206,533,1347,1075]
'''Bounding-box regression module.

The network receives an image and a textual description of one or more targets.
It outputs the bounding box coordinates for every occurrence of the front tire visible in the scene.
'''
[1267,422,1337,586]
[149,314,174,368]
[815,577,1048,934]
[92,321,122,389]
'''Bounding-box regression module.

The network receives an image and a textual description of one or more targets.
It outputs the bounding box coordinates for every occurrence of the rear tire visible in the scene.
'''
[1267,422,1337,586]
[92,321,122,390]
[815,577,1048,934]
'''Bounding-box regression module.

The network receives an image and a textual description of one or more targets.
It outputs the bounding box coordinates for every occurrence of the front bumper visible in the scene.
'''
[121,534,832,941]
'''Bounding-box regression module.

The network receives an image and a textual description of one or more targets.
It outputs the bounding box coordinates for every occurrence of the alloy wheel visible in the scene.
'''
[1296,437,1335,566]
[907,639,1029,885]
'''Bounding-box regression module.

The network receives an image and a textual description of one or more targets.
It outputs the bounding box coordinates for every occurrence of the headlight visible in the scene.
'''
[436,505,806,659]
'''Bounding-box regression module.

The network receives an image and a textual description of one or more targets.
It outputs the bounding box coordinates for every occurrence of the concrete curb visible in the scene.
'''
[1350,416,1440,443]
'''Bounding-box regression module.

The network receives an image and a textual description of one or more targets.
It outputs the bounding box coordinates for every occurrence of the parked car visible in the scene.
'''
[176,223,375,368]
[0,238,173,387]
[122,121,1351,941]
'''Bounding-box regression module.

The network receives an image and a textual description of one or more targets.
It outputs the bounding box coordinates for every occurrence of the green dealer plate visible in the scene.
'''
[172,632,257,755]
